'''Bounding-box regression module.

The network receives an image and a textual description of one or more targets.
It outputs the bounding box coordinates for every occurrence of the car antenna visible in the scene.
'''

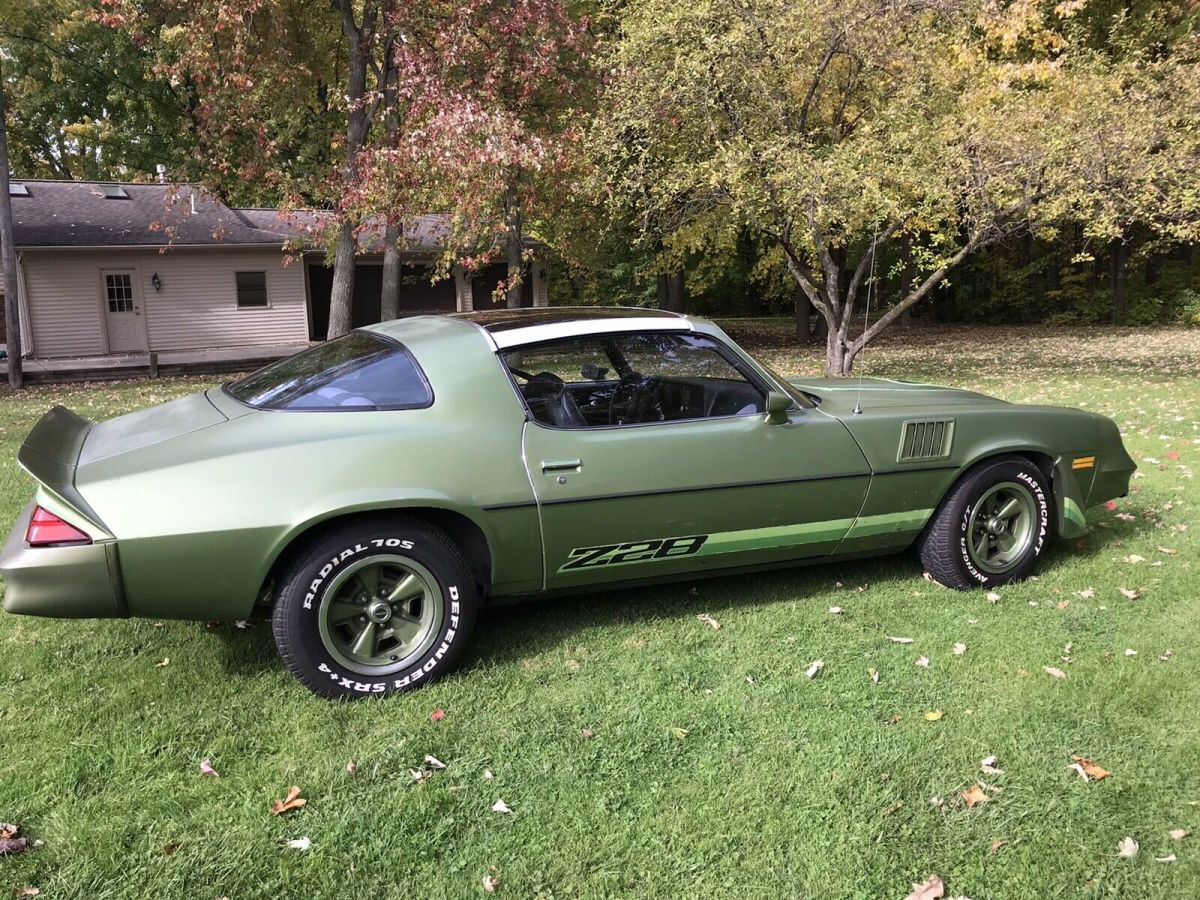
[852,221,880,416]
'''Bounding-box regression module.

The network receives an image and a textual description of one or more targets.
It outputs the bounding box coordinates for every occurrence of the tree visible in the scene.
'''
[594,0,1200,375]
[1,56,24,388]
[346,0,591,307]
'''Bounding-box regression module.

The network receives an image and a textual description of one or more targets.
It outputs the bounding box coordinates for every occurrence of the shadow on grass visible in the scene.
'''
[199,513,1145,680]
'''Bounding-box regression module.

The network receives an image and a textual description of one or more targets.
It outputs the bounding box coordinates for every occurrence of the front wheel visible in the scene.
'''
[272,518,479,699]
[918,457,1051,589]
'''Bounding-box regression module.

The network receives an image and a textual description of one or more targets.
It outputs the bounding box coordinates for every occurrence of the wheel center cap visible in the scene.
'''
[366,600,392,624]
[987,516,1006,535]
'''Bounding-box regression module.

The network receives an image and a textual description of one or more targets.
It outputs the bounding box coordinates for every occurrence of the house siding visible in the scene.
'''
[21,248,309,357]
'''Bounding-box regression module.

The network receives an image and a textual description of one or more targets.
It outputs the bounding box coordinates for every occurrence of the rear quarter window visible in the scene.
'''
[225,331,432,411]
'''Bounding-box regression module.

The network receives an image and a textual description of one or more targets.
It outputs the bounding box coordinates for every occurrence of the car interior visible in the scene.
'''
[504,334,767,428]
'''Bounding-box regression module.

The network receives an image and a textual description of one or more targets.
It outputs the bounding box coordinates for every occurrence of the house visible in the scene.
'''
[4,179,549,360]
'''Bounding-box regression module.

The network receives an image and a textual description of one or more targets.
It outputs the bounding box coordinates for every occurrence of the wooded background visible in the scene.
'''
[2,0,1198,374]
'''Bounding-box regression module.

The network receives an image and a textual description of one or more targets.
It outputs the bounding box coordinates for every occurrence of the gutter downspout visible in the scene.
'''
[16,252,33,357]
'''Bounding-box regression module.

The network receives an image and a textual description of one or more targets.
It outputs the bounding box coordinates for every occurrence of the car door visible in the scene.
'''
[513,332,871,590]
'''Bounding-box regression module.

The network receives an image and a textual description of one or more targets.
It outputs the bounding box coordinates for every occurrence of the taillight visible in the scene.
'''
[26,506,92,546]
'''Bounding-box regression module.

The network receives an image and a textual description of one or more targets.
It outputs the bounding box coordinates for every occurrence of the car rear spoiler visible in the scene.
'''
[17,405,107,531]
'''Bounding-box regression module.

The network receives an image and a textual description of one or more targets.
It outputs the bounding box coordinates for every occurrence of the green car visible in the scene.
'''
[1,308,1134,699]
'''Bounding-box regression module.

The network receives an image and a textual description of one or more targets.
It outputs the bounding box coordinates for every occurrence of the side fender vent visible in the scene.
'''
[898,419,955,462]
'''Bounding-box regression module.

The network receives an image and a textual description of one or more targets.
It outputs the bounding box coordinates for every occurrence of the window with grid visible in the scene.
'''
[235,271,269,308]
[105,274,134,312]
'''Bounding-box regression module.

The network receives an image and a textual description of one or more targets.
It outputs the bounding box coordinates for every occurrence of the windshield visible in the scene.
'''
[225,331,432,411]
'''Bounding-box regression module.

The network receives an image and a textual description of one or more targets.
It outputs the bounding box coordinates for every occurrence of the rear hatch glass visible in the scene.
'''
[225,331,432,411]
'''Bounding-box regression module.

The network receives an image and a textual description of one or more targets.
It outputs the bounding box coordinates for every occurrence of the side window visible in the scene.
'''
[235,271,269,308]
[503,332,766,428]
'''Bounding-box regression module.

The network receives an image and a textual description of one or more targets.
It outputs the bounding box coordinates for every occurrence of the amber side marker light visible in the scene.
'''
[26,506,92,546]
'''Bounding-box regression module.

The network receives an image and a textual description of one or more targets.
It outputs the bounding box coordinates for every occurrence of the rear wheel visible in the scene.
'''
[918,457,1050,589]
[272,518,478,699]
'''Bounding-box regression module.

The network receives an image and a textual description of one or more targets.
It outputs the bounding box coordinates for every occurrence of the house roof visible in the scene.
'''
[6,180,456,253]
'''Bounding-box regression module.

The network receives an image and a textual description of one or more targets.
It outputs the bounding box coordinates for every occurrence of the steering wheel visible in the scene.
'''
[609,373,664,424]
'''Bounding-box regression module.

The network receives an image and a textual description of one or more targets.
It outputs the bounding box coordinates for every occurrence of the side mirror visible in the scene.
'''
[766,391,791,425]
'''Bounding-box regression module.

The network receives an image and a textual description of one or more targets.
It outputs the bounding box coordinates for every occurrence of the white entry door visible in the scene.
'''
[102,270,147,353]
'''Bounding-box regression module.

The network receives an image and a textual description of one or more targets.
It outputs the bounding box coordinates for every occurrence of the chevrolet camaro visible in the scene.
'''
[0,308,1135,698]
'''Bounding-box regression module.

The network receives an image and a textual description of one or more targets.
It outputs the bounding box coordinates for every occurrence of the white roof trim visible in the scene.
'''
[490,317,692,350]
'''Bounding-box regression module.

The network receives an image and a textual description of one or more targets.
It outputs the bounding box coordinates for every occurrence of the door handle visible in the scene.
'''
[541,459,582,473]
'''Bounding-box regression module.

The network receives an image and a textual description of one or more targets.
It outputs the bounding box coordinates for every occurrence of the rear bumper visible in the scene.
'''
[0,500,127,618]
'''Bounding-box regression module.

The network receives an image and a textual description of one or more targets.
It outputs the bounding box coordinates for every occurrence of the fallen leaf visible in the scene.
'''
[482,867,501,892]
[1124,648,1137,657]
[924,710,943,721]
[804,659,824,679]
[889,636,915,644]
[962,785,990,808]
[199,759,219,778]
[1123,555,1146,564]
[953,642,967,656]
[1071,755,1111,780]
[162,841,182,856]
[235,620,250,629]
[424,754,447,770]
[990,839,1006,853]
[1120,588,1140,600]
[915,656,930,668]
[581,728,594,739]
[1077,588,1095,599]
[270,786,307,816]
[905,874,945,900]
[491,799,511,814]
[1155,853,1177,864]
[429,708,446,722]
[154,657,170,668]
[345,759,358,775]
[888,714,903,725]
[1159,649,1175,661]
[697,613,721,630]
[986,591,1001,603]
[828,606,844,615]
[1157,546,1178,556]
[883,801,904,816]
[1118,837,1139,859]
[868,667,880,684]
[1043,666,1067,679]
[980,755,1003,776]
[13,889,40,898]
[483,769,494,780]
[670,726,689,740]
[1169,828,1190,841]
[930,796,944,809]
[1057,599,1071,609]
[0,824,30,856]
[286,837,312,851]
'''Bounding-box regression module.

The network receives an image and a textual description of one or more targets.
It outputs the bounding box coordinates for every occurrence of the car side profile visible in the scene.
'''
[0,308,1135,698]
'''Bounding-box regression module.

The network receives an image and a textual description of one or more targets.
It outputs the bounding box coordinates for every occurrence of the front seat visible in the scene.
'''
[523,372,587,427]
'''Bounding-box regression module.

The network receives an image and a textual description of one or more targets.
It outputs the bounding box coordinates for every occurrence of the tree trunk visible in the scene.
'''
[794,287,812,343]
[665,269,686,312]
[379,37,401,323]
[0,60,23,388]
[380,224,401,321]
[1110,237,1128,324]
[328,221,358,338]
[656,273,669,308]
[327,0,378,339]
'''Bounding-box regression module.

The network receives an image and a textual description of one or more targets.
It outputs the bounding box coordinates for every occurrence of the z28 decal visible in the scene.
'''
[560,535,709,571]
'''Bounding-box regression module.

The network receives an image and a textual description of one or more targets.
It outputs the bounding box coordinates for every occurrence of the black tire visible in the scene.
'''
[917,456,1051,590]
[272,517,479,699]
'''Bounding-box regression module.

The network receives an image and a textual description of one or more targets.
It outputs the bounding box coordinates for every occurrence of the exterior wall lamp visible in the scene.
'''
[151,273,162,292]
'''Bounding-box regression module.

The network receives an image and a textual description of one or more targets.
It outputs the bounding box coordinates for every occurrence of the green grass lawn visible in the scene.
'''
[1,322,1198,899]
